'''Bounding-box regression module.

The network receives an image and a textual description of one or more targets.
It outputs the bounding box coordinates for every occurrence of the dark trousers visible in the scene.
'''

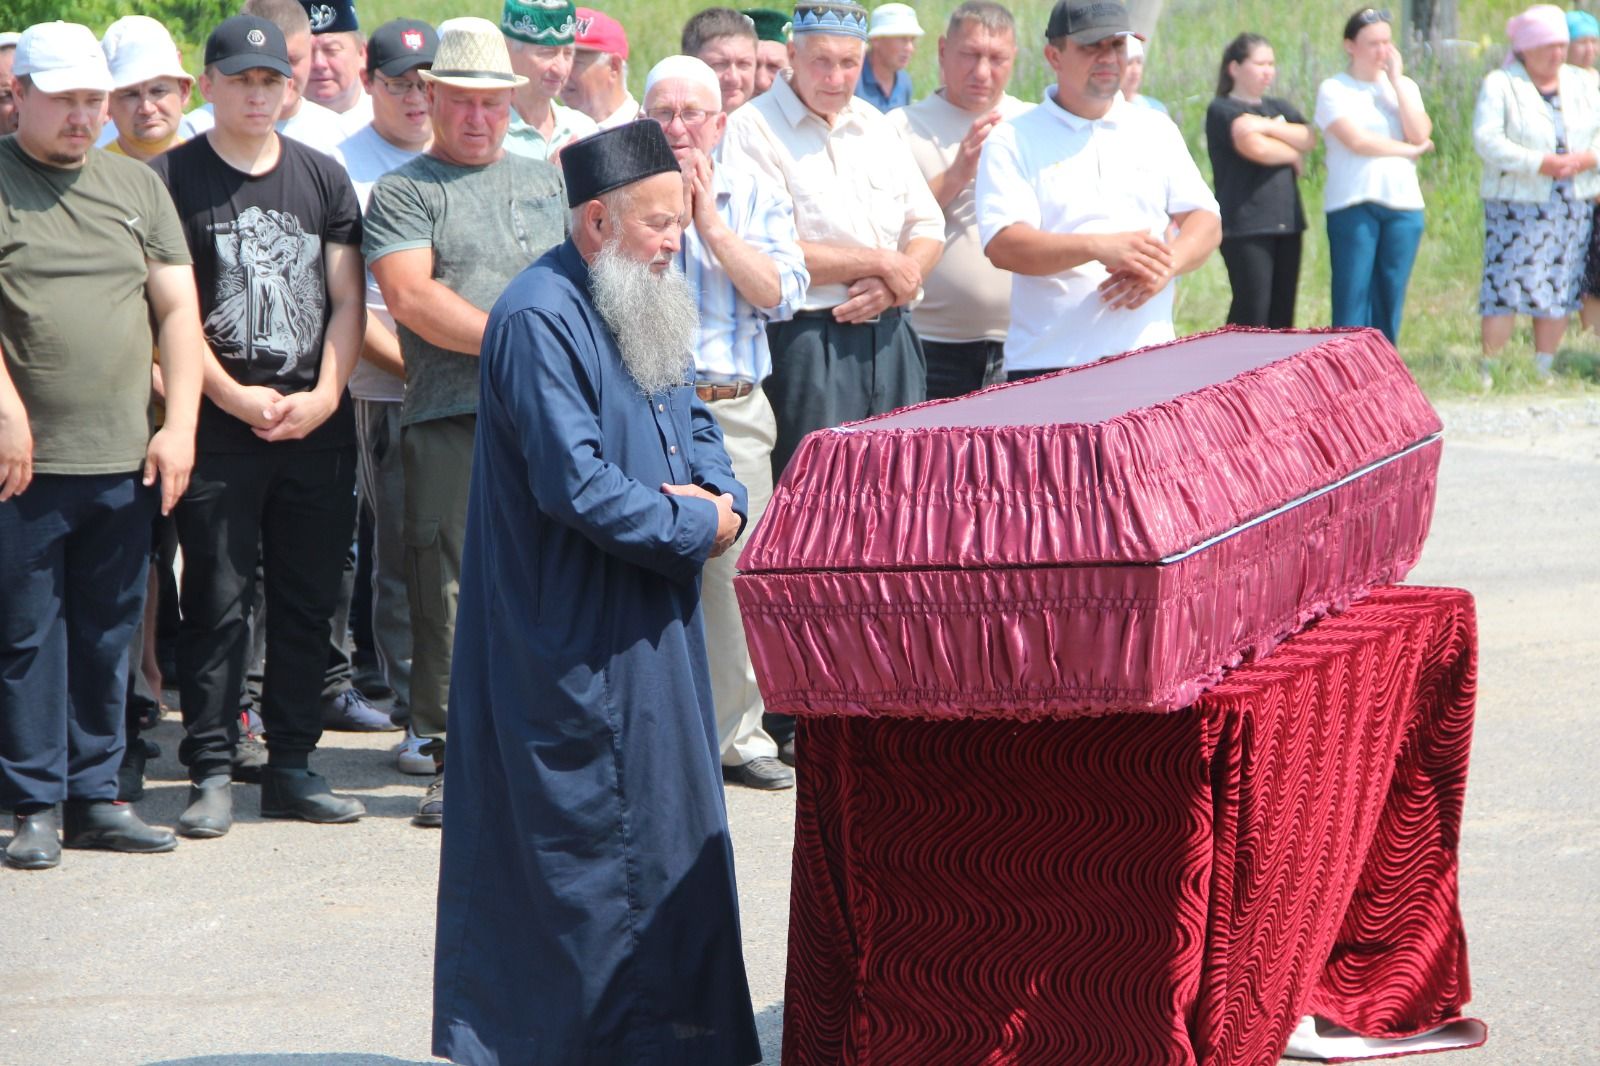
[765,308,927,478]
[923,339,1006,400]
[1220,233,1303,329]
[175,447,357,782]
[0,473,152,811]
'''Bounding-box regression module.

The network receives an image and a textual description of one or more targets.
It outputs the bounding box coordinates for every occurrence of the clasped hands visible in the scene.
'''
[1095,230,1176,312]
[834,248,923,324]
[662,482,740,558]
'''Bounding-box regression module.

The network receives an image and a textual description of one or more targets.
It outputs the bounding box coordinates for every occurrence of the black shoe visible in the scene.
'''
[413,773,443,828]
[321,689,402,732]
[62,800,178,854]
[5,809,61,870]
[232,735,267,784]
[778,738,796,768]
[116,742,148,803]
[723,756,796,790]
[260,768,365,823]
[178,777,234,839]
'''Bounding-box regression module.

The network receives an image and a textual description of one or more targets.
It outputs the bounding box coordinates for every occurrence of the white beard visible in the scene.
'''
[590,240,698,397]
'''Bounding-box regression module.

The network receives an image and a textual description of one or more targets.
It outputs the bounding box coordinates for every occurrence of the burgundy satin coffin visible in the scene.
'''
[734,327,1443,719]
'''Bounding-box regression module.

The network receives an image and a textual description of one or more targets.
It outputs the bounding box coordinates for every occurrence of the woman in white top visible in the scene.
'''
[1314,8,1433,346]
[1474,5,1600,385]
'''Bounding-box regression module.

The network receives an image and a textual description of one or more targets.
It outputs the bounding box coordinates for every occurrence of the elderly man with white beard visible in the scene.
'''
[432,119,760,1066]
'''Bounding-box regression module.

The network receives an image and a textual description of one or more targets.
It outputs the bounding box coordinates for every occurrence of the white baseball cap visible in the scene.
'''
[0,32,23,49]
[102,16,191,90]
[867,3,924,39]
[14,21,114,93]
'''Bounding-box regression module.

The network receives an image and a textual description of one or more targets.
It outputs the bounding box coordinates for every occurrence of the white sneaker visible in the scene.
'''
[393,727,436,776]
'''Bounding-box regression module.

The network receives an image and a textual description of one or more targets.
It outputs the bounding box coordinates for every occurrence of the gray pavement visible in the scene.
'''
[2,397,1598,1065]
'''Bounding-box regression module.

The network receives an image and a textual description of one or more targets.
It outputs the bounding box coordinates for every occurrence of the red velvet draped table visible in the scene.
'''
[780,586,1479,1066]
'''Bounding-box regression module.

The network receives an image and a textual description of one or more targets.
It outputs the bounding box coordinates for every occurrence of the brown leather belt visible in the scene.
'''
[695,382,755,403]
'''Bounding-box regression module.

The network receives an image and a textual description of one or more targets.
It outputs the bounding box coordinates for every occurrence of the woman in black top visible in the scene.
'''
[1206,33,1316,327]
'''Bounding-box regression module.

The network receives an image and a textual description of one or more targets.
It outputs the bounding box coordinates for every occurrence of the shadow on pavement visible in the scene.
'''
[144,1057,434,1065]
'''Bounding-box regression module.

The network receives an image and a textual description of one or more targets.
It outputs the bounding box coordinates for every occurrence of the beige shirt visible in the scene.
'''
[889,90,1032,343]
[721,72,944,310]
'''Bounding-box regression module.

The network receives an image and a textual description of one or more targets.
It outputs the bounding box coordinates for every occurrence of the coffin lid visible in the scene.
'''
[739,327,1443,573]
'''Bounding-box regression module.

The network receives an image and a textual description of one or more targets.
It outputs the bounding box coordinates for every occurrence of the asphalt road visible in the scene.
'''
[2,397,1597,1065]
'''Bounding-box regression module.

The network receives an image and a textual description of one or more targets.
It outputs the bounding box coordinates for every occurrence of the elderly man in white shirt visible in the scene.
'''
[644,55,810,790]
[976,0,1219,378]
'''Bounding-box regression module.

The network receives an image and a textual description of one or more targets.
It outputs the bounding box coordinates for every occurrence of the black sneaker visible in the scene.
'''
[232,735,267,784]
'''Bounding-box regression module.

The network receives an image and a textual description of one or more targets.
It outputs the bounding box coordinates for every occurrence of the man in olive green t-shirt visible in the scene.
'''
[0,22,206,870]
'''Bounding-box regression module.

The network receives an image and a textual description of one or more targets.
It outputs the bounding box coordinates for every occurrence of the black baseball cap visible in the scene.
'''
[1044,0,1144,44]
[367,19,438,76]
[204,15,293,77]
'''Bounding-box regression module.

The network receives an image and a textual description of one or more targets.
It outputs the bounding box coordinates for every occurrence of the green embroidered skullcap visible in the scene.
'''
[743,8,792,42]
[502,0,577,46]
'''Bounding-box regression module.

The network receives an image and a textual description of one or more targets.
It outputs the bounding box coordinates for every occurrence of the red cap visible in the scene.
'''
[573,8,628,58]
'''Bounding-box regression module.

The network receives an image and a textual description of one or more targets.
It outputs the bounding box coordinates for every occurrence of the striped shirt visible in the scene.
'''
[678,163,809,382]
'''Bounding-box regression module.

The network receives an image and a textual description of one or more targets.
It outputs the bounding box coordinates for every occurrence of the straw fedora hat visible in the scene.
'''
[419,16,528,89]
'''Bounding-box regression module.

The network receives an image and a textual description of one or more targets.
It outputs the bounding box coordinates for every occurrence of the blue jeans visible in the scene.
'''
[0,473,153,810]
[1326,202,1425,345]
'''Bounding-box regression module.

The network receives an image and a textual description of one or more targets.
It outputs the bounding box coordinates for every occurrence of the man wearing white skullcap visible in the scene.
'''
[642,54,809,792]
[1120,35,1168,113]
[99,16,195,161]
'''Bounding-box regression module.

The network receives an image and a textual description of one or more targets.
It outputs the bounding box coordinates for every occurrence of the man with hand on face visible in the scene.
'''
[644,55,808,791]
[98,16,195,161]
[0,21,205,870]
[976,0,1219,378]
[301,0,373,137]
[564,8,639,128]
[363,17,568,829]
[501,0,598,161]
[890,1,1029,398]
[743,9,790,95]
[683,8,759,114]
[151,14,369,837]
[433,118,759,1066]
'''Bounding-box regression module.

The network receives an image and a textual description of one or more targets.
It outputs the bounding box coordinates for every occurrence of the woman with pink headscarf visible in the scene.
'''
[1473,4,1600,385]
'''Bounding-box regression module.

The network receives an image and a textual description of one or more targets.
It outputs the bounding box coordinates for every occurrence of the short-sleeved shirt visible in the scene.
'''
[334,123,423,403]
[1314,72,1425,212]
[505,101,598,162]
[151,134,363,453]
[0,140,192,474]
[889,90,1033,343]
[1204,95,1308,238]
[975,90,1220,372]
[362,152,567,427]
[721,72,945,310]
[855,68,911,112]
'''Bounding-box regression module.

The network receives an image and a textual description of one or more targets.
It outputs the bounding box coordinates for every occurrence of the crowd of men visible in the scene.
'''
[1,0,1220,1058]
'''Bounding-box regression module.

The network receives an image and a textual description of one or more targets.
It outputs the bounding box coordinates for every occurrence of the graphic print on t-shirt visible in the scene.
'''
[204,205,324,379]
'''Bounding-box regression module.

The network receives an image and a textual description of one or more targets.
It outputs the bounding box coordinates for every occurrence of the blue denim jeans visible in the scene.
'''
[1326,201,1425,346]
[0,473,153,810]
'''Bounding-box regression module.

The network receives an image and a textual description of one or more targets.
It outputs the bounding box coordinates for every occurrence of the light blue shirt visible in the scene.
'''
[678,164,809,382]
[855,68,912,112]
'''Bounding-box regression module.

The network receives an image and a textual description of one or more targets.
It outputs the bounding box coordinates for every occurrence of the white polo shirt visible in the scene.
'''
[975,89,1218,372]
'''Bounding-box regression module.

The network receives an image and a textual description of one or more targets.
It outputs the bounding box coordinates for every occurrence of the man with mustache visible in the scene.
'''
[362,17,567,829]
[501,0,597,162]
[432,120,759,1066]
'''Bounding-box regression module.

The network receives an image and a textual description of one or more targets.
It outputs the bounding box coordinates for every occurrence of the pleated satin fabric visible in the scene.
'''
[780,586,1481,1066]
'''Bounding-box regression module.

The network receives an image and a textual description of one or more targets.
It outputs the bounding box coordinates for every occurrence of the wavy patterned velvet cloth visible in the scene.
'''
[737,328,1444,715]
[781,586,1482,1065]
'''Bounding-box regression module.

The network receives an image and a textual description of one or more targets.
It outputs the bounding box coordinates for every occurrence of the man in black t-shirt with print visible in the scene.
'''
[151,14,367,838]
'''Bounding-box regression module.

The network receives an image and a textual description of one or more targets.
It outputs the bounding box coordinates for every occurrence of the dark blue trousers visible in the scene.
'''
[0,473,153,811]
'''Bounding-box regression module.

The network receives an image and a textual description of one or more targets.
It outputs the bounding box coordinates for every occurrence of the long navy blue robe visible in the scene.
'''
[434,239,761,1066]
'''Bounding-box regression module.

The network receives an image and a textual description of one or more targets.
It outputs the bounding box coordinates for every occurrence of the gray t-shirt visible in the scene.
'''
[362,152,566,426]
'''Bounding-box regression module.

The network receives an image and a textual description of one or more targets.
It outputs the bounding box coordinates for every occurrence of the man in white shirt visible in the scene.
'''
[976,0,1219,377]
[889,0,1029,398]
[643,55,810,790]
[334,18,438,775]
[179,0,348,156]
[302,0,374,138]
[564,8,639,128]
[501,0,599,161]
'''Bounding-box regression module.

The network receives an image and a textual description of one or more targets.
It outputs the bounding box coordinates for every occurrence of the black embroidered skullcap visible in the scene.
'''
[560,121,681,208]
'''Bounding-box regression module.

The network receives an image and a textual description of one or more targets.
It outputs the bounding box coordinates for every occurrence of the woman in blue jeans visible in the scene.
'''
[1314,8,1435,345]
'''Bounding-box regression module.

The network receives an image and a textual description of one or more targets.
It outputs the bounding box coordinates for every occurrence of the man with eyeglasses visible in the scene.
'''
[334,18,439,778]
[98,17,195,162]
[643,55,808,791]
[362,17,568,829]
[501,0,597,161]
